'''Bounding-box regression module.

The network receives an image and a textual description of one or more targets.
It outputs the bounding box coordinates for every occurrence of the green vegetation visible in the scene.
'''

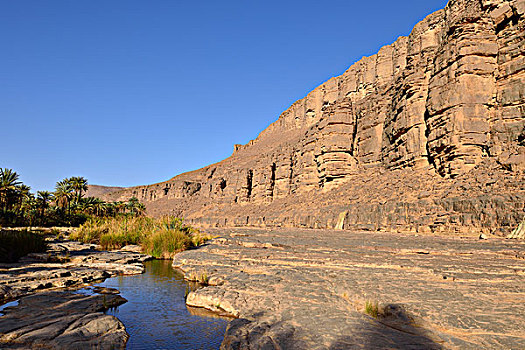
[1,168,206,260]
[71,216,212,258]
[199,271,209,286]
[0,168,146,227]
[365,300,380,318]
[0,229,47,263]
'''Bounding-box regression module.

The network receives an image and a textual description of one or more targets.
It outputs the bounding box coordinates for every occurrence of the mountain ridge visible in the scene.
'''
[100,0,524,235]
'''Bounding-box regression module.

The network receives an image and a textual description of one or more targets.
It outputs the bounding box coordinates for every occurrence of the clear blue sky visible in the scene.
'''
[1,0,448,192]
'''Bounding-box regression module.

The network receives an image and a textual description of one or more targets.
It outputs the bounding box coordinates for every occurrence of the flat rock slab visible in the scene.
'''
[0,238,151,349]
[0,290,128,349]
[173,228,525,349]
[0,239,151,303]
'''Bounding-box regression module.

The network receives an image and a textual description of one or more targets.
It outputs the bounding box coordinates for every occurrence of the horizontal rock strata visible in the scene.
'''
[99,0,524,234]
[0,238,150,303]
[174,228,525,349]
[0,238,151,349]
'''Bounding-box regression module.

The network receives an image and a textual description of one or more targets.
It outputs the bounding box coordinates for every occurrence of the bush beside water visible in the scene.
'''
[71,216,211,259]
[0,230,47,263]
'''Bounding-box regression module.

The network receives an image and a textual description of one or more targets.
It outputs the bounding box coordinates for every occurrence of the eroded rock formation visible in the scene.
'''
[0,237,151,349]
[173,228,525,349]
[102,0,524,234]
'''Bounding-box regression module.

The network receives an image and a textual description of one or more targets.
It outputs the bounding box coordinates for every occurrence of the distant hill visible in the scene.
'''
[85,185,125,199]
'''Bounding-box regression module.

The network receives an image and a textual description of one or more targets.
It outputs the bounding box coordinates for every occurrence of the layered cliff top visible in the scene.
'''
[101,0,525,234]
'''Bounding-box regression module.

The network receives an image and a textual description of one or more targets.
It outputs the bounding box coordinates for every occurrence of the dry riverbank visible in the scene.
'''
[0,235,151,349]
[174,228,525,349]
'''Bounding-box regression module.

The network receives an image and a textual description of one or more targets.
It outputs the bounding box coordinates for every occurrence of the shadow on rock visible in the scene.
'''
[330,304,442,350]
[221,316,309,350]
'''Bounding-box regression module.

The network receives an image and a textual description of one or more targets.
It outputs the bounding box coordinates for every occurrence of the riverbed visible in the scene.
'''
[175,227,525,349]
[0,239,229,349]
[96,259,229,349]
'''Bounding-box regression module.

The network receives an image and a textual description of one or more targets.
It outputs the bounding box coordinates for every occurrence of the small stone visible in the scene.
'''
[93,287,120,295]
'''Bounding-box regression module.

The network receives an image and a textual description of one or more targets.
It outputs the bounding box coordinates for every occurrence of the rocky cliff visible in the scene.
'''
[103,0,524,235]
[85,185,125,198]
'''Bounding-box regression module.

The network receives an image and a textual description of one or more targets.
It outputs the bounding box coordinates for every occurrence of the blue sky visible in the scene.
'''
[1,0,448,191]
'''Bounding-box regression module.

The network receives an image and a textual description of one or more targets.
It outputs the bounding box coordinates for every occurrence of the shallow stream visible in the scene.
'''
[95,259,228,349]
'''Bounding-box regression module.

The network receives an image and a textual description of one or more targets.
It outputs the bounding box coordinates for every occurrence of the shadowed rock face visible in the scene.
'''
[101,0,524,233]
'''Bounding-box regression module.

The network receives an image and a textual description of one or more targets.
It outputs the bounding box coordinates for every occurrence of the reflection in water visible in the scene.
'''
[97,259,228,350]
[0,300,19,315]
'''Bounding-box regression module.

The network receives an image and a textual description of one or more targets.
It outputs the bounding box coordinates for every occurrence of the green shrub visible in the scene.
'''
[199,271,209,286]
[71,216,211,259]
[365,300,380,318]
[142,228,191,258]
[0,209,90,228]
[0,230,47,263]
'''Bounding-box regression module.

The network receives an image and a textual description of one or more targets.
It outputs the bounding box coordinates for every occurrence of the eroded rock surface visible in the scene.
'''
[0,238,151,349]
[174,228,525,349]
[0,238,150,303]
[0,291,128,349]
[99,0,524,235]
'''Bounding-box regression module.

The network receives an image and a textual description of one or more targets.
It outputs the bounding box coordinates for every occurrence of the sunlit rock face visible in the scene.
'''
[101,0,525,234]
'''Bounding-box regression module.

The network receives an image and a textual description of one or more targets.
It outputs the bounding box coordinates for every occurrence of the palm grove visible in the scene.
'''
[0,168,145,227]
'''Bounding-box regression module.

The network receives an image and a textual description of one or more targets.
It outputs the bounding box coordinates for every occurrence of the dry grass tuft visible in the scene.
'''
[365,300,380,318]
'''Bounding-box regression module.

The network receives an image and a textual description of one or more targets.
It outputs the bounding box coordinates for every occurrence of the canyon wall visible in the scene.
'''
[103,0,525,234]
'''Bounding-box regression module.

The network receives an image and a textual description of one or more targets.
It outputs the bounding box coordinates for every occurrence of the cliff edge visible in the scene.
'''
[102,0,525,235]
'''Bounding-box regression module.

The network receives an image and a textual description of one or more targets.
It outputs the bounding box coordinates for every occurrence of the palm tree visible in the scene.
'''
[68,176,88,204]
[15,184,32,214]
[19,190,35,220]
[126,197,140,216]
[114,201,126,215]
[0,168,22,212]
[36,191,53,218]
[92,198,106,216]
[136,203,146,216]
[80,196,106,216]
[0,168,22,189]
[101,201,115,217]
[17,184,31,203]
[77,196,90,212]
[54,180,74,214]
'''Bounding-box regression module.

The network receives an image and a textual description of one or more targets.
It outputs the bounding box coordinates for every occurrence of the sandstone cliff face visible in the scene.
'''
[103,0,525,234]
